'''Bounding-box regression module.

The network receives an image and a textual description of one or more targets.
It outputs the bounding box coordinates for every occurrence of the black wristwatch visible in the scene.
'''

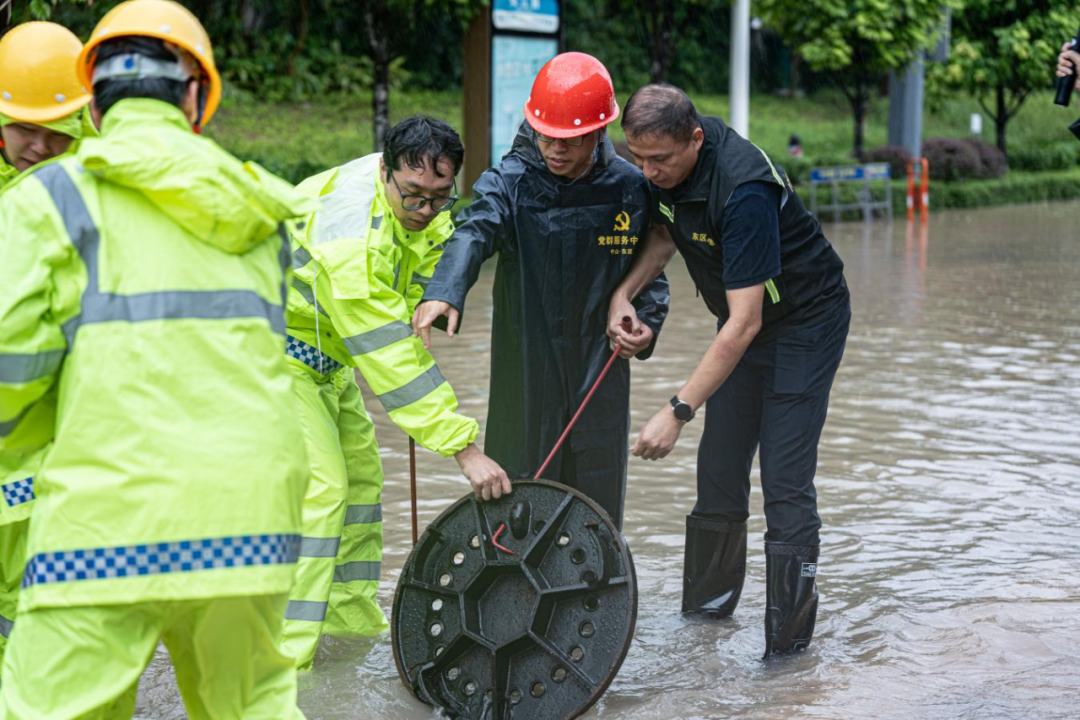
[670,396,695,423]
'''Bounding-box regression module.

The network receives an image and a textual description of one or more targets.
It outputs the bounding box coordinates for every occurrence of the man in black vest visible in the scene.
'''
[608,84,850,658]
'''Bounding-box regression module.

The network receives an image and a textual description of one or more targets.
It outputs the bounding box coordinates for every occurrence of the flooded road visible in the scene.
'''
[137,200,1080,719]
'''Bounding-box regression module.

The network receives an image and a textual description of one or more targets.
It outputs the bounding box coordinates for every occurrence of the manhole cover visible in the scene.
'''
[392,481,637,719]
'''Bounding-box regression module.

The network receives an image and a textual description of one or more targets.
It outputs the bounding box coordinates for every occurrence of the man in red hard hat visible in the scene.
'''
[412,53,669,528]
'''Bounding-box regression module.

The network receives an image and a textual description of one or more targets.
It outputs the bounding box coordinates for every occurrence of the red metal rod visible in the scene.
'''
[409,437,418,547]
[533,317,633,480]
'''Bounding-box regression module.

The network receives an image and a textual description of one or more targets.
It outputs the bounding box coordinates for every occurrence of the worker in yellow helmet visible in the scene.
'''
[0,1,309,717]
[0,21,93,191]
[0,19,95,673]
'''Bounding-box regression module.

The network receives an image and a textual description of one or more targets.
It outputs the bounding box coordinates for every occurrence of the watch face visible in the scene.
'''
[672,400,692,422]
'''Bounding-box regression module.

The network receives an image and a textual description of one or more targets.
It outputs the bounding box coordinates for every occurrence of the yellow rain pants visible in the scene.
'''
[0,594,303,719]
[282,361,387,669]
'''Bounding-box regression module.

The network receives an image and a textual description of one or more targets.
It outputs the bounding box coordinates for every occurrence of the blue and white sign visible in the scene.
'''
[493,0,560,34]
[810,163,890,183]
[491,35,558,162]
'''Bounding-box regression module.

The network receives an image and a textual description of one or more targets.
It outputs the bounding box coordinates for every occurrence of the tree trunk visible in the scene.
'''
[286,0,309,78]
[638,0,676,84]
[373,60,390,152]
[851,85,868,160]
[995,83,1008,156]
[363,1,392,153]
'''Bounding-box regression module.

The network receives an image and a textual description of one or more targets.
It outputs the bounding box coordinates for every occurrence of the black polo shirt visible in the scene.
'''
[652,116,849,344]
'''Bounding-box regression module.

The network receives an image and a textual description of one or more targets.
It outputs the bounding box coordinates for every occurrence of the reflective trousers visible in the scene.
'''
[282,363,387,670]
[0,594,302,720]
[0,446,44,671]
[0,519,26,667]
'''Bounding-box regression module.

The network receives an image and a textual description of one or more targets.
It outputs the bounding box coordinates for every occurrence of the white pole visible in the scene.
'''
[730,0,750,138]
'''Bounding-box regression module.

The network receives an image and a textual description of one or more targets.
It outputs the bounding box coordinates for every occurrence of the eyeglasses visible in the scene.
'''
[388,171,458,212]
[536,132,588,147]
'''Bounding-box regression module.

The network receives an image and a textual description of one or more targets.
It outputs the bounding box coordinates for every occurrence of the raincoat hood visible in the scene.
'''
[76,98,313,254]
[508,119,620,177]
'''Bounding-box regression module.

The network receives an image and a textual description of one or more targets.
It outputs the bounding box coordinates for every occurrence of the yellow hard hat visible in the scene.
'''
[77,0,222,126]
[0,22,91,125]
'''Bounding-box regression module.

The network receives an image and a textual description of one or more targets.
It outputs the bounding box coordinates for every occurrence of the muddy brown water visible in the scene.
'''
[136,201,1080,719]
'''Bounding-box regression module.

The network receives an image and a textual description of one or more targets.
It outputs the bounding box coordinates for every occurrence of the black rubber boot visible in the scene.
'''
[763,542,819,658]
[681,514,747,618]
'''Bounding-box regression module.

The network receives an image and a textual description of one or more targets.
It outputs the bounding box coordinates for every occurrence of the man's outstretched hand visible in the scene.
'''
[412,300,460,350]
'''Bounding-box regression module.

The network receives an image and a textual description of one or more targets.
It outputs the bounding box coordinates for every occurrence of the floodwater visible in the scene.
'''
[136,200,1080,719]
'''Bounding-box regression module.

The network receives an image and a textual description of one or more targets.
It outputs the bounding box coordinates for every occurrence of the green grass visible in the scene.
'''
[205,87,1074,187]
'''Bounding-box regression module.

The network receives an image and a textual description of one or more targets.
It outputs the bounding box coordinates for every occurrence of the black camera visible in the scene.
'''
[1055,23,1080,140]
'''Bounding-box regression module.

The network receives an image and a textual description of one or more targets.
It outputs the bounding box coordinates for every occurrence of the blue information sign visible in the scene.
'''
[810,163,890,183]
[491,35,558,162]
[492,0,560,34]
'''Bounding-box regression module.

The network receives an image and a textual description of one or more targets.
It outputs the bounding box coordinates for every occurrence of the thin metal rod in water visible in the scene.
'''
[533,317,632,479]
[409,437,418,546]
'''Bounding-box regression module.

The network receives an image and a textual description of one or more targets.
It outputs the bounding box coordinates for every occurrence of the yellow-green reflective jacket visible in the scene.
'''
[0,99,313,610]
[286,154,479,457]
[0,157,16,191]
[0,108,98,526]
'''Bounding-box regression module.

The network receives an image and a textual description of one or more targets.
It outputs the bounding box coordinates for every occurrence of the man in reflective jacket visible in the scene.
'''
[281,116,510,670]
[0,1,310,716]
[413,54,669,529]
[0,19,95,670]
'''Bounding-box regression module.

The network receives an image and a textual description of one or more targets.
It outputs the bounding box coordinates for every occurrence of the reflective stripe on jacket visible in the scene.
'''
[0,99,312,610]
[285,154,479,457]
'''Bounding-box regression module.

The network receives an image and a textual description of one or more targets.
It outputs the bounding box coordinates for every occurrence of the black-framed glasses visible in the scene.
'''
[388,171,458,212]
[536,132,587,146]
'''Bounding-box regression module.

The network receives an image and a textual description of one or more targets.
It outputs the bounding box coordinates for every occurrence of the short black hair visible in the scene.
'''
[383,116,464,179]
[93,36,189,118]
[622,84,700,144]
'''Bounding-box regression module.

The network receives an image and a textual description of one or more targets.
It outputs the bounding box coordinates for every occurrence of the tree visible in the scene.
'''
[362,0,488,151]
[930,1,1074,157]
[595,0,724,84]
[757,0,954,159]
[3,0,88,33]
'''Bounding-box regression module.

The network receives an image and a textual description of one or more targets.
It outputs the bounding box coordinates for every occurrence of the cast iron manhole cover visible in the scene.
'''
[392,481,637,719]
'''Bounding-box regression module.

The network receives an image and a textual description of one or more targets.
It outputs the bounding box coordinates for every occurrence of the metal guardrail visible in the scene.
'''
[808,163,893,222]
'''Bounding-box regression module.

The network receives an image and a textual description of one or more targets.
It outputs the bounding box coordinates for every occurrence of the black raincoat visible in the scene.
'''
[423,121,669,529]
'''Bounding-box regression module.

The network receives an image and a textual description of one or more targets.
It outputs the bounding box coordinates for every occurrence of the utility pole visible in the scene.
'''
[729,0,750,138]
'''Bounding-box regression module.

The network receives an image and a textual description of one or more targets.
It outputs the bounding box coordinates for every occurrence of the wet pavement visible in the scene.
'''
[136,200,1080,719]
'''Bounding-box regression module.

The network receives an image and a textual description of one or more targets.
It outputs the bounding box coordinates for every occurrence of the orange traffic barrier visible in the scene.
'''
[906,157,930,222]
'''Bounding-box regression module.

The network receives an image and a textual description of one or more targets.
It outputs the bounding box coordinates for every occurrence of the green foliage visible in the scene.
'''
[928,1,1075,154]
[756,0,953,76]
[15,0,87,22]
[1008,142,1080,172]
[757,0,956,157]
[794,169,1080,218]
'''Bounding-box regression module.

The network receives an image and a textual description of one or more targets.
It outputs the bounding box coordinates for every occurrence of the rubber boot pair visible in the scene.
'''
[681,515,819,657]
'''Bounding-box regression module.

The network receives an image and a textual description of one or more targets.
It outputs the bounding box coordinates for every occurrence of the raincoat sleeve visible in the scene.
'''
[422,168,513,313]
[317,253,480,459]
[631,270,670,361]
[0,180,70,453]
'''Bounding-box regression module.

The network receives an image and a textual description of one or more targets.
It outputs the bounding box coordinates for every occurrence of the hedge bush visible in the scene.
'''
[1008,142,1078,173]
[794,169,1080,220]
[861,145,911,180]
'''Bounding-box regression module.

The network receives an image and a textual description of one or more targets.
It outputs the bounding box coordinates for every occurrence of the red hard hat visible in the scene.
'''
[525,52,619,138]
